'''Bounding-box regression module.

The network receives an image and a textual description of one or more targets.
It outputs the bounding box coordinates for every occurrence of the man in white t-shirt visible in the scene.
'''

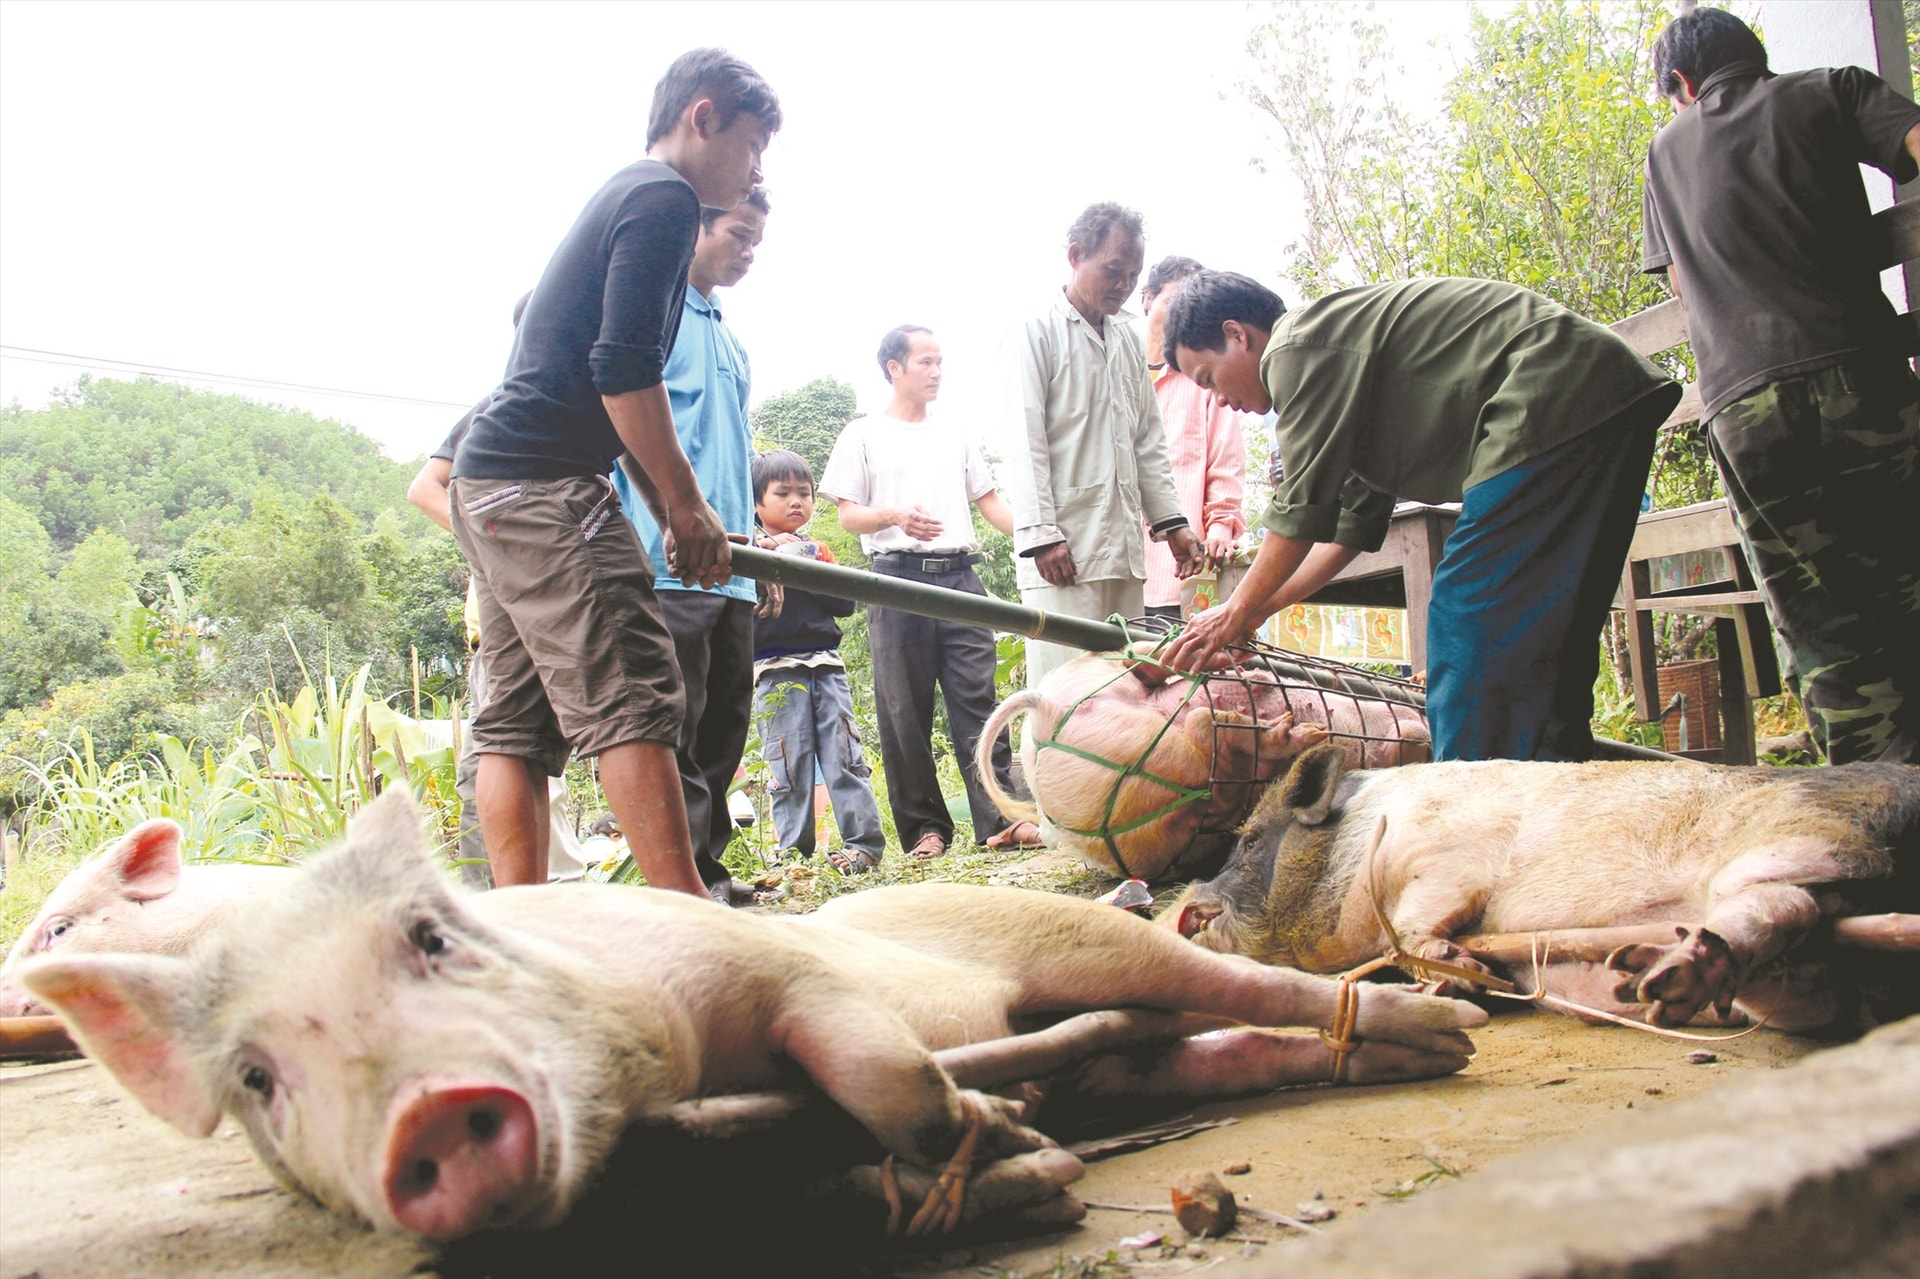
[818,326,1038,861]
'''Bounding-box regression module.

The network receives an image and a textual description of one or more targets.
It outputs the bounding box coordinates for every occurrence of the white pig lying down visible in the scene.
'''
[978,652,1431,884]
[19,789,1484,1246]
[0,817,287,1017]
[1163,744,1920,1033]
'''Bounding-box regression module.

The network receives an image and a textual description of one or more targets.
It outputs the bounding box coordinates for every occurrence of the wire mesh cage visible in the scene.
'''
[1020,619,1431,883]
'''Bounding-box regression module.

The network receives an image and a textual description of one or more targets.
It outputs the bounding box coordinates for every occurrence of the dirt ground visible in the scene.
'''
[1,1005,1822,1279]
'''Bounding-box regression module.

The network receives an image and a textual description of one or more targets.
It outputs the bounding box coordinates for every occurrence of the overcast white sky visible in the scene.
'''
[0,0,1469,462]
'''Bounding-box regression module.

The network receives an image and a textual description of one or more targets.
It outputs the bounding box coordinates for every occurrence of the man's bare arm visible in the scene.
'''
[831,496,944,542]
[406,458,454,533]
[603,386,729,588]
[973,489,1015,537]
[1265,542,1363,614]
[1161,532,1317,672]
[615,454,672,528]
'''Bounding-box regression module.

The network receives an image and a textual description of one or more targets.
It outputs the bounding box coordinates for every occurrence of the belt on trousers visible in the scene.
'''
[872,551,984,574]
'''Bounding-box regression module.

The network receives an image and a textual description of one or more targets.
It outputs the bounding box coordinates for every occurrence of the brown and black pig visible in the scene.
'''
[1163,744,1919,1032]
[978,654,1430,882]
[1,818,286,1016]
[18,789,1483,1243]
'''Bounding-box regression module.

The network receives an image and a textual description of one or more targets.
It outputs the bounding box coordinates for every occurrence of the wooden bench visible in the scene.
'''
[1616,500,1779,763]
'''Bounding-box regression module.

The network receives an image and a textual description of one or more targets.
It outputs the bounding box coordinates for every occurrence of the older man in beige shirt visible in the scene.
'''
[1001,202,1201,685]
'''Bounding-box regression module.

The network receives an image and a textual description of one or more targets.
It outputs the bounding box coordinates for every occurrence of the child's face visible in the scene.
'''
[757,477,814,534]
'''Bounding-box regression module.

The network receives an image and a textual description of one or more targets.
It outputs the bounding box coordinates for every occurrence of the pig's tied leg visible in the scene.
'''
[776,994,1073,1233]
[1606,843,1835,1027]
[989,899,1486,1085]
[1317,816,1513,999]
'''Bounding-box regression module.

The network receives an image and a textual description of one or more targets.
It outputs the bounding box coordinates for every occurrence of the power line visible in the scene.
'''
[0,344,472,410]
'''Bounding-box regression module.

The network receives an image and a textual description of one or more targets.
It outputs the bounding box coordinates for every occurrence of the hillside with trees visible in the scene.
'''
[0,377,465,803]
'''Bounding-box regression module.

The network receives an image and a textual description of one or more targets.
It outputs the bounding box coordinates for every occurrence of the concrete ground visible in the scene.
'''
[10,1008,1914,1278]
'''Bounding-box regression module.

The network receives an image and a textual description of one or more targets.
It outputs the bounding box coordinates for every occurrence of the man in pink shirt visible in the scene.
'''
[1139,256,1246,622]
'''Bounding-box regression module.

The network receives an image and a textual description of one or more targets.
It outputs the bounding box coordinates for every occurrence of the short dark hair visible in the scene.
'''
[700,186,772,232]
[752,449,813,505]
[877,325,933,383]
[1652,7,1767,98]
[1066,202,1145,256]
[646,48,783,148]
[1143,255,1205,304]
[1162,271,1288,371]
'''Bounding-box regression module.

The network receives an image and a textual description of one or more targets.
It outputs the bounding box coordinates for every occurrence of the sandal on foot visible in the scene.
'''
[985,820,1044,851]
[907,832,949,861]
[828,847,880,876]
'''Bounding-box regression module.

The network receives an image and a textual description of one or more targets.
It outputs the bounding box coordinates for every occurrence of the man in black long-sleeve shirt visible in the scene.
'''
[449,49,782,891]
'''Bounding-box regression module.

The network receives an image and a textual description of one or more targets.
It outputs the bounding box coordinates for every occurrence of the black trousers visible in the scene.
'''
[867,561,1016,846]
[658,591,756,888]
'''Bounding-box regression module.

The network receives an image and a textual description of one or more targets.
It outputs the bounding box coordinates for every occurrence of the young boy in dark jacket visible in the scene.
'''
[750,451,887,873]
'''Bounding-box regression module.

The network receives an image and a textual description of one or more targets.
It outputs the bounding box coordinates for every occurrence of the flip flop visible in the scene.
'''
[906,832,949,861]
[985,820,1045,851]
[828,847,880,876]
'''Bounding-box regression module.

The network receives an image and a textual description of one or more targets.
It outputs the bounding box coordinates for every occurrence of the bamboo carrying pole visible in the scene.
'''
[728,544,1679,762]
[731,544,1429,702]
[731,544,1137,659]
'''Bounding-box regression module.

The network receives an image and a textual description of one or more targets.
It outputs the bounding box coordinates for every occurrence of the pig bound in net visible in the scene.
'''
[1020,618,1431,883]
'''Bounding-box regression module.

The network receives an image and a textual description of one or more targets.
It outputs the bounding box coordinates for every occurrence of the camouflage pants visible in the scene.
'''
[1708,358,1920,763]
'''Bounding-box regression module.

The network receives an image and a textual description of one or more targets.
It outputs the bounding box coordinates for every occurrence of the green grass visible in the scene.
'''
[725,820,1114,914]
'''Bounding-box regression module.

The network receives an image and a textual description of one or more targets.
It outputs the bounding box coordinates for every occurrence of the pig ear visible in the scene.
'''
[1280,743,1347,826]
[20,954,223,1138]
[342,788,431,863]
[106,819,186,901]
[1173,900,1221,939]
[330,788,447,894]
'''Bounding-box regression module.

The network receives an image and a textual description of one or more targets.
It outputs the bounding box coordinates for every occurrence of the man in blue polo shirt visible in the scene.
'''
[613,188,771,905]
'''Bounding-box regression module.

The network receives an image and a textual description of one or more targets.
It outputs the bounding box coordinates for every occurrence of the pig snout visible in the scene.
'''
[382,1082,540,1240]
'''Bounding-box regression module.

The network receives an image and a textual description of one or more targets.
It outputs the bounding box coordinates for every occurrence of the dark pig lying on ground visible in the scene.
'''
[19,790,1483,1244]
[1162,744,1920,1031]
[978,654,1430,882]
[0,818,284,1017]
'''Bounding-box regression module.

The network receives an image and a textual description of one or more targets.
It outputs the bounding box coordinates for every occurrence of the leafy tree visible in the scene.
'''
[362,513,470,698]
[0,669,211,808]
[0,527,143,712]
[1241,0,1724,704]
[55,530,142,625]
[0,496,53,599]
[1246,0,1673,326]
[199,493,373,635]
[0,375,413,555]
[750,378,859,478]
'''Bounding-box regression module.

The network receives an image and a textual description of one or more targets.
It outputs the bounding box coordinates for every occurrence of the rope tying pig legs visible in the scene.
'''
[880,1093,984,1236]
[1320,977,1362,1084]
[1343,817,1518,994]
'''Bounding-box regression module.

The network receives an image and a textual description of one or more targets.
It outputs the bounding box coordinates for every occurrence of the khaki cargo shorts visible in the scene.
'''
[449,474,684,775]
